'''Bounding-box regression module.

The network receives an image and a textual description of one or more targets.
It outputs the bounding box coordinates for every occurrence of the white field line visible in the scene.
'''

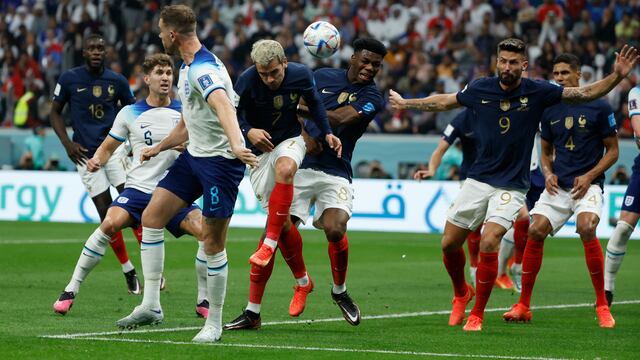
[0,237,260,245]
[41,299,640,339]
[51,336,575,360]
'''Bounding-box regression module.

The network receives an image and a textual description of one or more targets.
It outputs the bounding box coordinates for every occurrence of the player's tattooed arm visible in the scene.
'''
[389,89,460,112]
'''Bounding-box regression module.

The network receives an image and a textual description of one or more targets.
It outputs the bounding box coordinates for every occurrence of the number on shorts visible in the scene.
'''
[210,186,220,210]
[337,187,349,201]
[499,192,512,205]
[499,116,510,134]
[587,195,597,205]
[288,140,296,148]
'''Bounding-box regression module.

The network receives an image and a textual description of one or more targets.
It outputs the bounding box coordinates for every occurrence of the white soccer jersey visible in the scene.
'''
[108,99,182,193]
[178,46,244,158]
[629,86,640,118]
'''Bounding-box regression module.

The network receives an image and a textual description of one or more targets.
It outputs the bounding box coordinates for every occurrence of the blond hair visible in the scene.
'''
[250,40,286,67]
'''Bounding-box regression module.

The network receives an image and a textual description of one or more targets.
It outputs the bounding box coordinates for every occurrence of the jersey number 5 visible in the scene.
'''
[144,130,152,145]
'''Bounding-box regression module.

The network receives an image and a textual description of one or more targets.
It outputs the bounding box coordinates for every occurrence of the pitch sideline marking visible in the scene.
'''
[41,299,640,339]
[0,236,259,245]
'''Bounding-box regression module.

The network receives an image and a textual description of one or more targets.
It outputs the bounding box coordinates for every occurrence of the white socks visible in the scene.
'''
[605,221,633,292]
[332,283,346,294]
[263,238,278,249]
[65,228,110,294]
[246,302,261,314]
[206,249,228,329]
[195,241,208,303]
[296,274,310,287]
[140,227,165,311]
[498,229,515,275]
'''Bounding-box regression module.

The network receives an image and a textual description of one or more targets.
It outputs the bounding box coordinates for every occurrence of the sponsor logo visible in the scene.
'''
[77,87,87,92]
[321,89,334,94]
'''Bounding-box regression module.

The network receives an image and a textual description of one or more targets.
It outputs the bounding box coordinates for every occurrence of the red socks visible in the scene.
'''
[109,231,129,265]
[466,228,481,267]
[132,225,143,245]
[470,252,498,318]
[443,248,467,297]
[514,218,530,264]
[583,238,607,307]
[519,239,545,308]
[249,236,276,304]
[278,225,307,279]
[265,182,293,240]
[328,234,349,286]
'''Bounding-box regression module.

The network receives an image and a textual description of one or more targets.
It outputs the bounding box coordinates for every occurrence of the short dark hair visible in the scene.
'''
[353,38,387,57]
[553,53,581,71]
[160,5,196,35]
[83,33,104,48]
[142,53,174,74]
[497,38,526,56]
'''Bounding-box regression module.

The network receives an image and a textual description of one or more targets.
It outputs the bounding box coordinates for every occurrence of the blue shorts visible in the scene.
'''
[526,169,545,211]
[621,169,640,213]
[157,150,245,218]
[111,188,200,238]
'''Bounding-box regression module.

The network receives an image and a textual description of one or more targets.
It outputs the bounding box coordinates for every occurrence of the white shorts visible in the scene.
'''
[249,135,306,208]
[447,178,526,230]
[290,168,353,229]
[76,145,127,198]
[530,185,603,234]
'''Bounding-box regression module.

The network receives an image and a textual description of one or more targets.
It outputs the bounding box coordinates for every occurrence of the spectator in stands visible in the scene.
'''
[610,165,631,185]
[18,125,45,170]
[369,160,392,179]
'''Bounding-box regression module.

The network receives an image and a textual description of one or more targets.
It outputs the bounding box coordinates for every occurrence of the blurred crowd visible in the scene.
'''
[1,0,639,139]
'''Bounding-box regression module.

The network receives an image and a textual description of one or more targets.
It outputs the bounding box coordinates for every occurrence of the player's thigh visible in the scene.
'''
[197,156,245,219]
[142,187,189,228]
[169,205,202,239]
[529,213,554,240]
[529,189,574,235]
[109,188,150,233]
[273,136,305,182]
[312,171,353,230]
[574,185,603,235]
[77,163,111,199]
[447,178,493,231]
[100,205,135,236]
[249,152,276,209]
[289,169,316,226]
[201,216,232,253]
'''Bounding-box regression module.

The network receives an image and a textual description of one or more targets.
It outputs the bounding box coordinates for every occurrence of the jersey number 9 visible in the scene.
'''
[498,116,510,134]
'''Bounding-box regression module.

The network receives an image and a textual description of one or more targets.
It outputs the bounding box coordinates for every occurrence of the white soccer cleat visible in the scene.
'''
[192,324,222,343]
[116,305,163,329]
[510,263,523,293]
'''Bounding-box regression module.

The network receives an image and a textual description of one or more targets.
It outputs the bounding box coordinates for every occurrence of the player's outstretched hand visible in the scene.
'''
[247,128,274,153]
[614,45,639,78]
[140,146,160,162]
[545,173,559,195]
[389,89,406,111]
[86,157,101,172]
[63,141,88,165]
[570,174,592,200]
[325,134,342,158]
[413,169,434,181]
[232,145,259,168]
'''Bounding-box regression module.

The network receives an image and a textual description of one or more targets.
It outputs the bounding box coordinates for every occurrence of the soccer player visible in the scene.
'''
[389,39,638,331]
[224,38,386,330]
[414,110,483,286]
[50,33,140,294]
[604,84,640,306]
[53,53,209,318]
[115,5,257,343]
[503,53,618,328]
[234,39,341,318]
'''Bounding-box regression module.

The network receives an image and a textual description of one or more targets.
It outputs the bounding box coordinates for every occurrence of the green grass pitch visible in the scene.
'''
[0,221,638,359]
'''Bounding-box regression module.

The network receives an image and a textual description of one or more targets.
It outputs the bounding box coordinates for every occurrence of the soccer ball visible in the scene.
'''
[303,21,341,59]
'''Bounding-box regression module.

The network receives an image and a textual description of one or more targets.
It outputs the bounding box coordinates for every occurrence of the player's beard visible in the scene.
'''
[499,70,520,87]
[163,40,179,56]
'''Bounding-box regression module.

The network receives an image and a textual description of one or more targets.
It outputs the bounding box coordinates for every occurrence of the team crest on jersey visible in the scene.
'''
[500,99,510,111]
[273,95,283,109]
[631,99,638,111]
[93,86,102,97]
[349,93,357,103]
[107,84,115,99]
[518,96,529,111]
[625,196,635,207]
[578,115,587,128]
[289,93,299,103]
[184,79,191,97]
[565,116,573,129]
[338,92,349,104]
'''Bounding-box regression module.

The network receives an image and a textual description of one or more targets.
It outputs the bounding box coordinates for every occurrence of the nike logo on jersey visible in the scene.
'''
[77,87,87,92]
[550,120,560,125]
[321,89,335,94]
[140,124,151,129]
[481,100,490,104]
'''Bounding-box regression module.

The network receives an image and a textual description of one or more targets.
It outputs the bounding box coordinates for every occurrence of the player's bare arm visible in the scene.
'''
[389,89,461,112]
[562,45,639,104]
[140,116,189,162]
[540,138,559,195]
[415,139,450,180]
[50,100,89,165]
[571,136,619,200]
[297,99,343,157]
[87,136,123,172]
[207,89,258,167]
[299,102,360,127]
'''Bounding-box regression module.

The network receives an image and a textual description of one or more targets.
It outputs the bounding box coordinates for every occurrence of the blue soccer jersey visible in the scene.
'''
[235,62,331,155]
[540,99,616,189]
[442,110,476,180]
[456,77,563,189]
[52,66,135,157]
[300,68,384,181]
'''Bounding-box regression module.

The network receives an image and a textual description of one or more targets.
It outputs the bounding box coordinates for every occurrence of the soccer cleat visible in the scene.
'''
[196,300,209,318]
[192,324,222,343]
[53,291,75,315]
[124,269,141,295]
[503,303,532,322]
[494,273,514,290]
[116,305,163,329]
[596,305,615,328]
[448,283,474,326]
[605,290,613,307]
[289,278,314,317]
[463,314,483,331]
[223,310,261,330]
[160,276,166,291]
[510,263,522,293]
[249,244,275,268]
[332,290,361,326]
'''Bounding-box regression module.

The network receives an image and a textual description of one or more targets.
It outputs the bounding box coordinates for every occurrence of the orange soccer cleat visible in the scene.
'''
[448,283,475,326]
[494,273,514,290]
[503,303,532,322]
[463,314,483,331]
[596,305,615,328]
[289,278,314,317]
[249,243,275,268]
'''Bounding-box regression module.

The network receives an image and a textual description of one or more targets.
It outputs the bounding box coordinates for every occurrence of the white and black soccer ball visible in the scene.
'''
[303,21,341,59]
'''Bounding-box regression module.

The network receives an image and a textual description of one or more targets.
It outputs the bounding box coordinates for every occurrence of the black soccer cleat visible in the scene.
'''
[223,310,261,330]
[605,290,613,307]
[124,269,141,295]
[332,290,361,326]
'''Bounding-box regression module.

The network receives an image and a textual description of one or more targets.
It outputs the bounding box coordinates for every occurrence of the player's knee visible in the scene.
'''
[576,224,596,240]
[324,225,346,243]
[275,162,297,183]
[527,225,548,242]
[100,217,119,237]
